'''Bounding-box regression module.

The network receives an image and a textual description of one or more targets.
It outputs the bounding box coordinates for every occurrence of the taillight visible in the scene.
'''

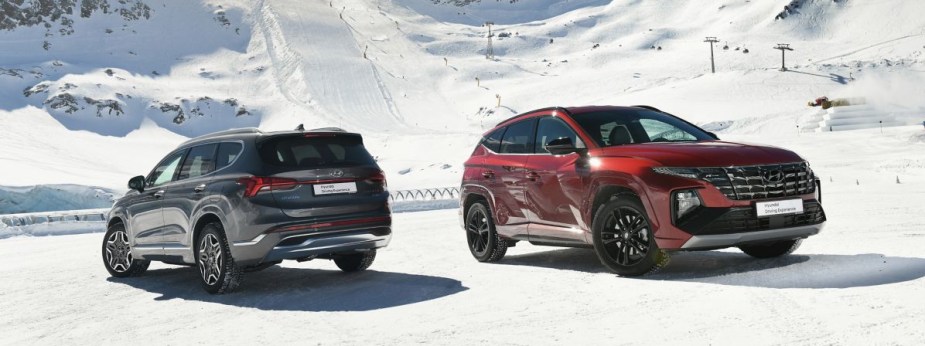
[366,171,388,191]
[236,177,299,198]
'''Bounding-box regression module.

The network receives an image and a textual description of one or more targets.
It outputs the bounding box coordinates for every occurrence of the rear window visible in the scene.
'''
[258,135,375,168]
[215,142,242,170]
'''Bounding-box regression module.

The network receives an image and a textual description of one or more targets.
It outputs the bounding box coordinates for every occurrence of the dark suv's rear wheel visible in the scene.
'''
[465,201,507,262]
[592,197,660,276]
[197,222,242,294]
[102,223,149,278]
[334,250,376,272]
[739,239,802,258]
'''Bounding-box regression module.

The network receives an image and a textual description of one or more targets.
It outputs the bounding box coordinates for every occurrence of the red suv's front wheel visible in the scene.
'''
[592,197,662,276]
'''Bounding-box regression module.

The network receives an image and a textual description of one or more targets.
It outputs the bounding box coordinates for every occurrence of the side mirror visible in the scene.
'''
[707,131,720,140]
[128,175,146,192]
[546,137,586,156]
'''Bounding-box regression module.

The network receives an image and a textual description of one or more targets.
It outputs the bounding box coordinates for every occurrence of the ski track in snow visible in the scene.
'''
[261,0,405,130]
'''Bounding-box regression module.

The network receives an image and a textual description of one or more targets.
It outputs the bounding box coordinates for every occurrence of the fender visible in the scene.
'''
[584,158,663,232]
[460,183,497,228]
[187,204,232,249]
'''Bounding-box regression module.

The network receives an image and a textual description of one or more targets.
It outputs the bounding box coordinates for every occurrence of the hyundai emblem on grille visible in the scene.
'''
[762,169,784,184]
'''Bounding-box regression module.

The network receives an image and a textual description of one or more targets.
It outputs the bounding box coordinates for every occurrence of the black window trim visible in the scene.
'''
[147,140,245,187]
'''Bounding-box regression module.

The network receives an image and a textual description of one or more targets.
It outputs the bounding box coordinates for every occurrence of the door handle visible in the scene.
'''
[194,184,207,193]
[526,171,540,181]
[154,190,165,198]
[482,170,495,179]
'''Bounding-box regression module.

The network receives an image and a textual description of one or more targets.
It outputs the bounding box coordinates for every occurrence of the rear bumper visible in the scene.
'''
[230,223,391,266]
[680,223,824,250]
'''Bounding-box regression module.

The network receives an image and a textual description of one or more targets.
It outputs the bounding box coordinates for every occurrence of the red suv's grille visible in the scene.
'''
[700,163,816,200]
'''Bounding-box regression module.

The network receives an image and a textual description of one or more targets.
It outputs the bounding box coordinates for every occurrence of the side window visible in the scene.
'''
[499,118,537,154]
[535,117,583,154]
[146,150,186,187]
[639,119,697,142]
[215,142,243,170]
[177,144,218,180]
[482,127,506,152]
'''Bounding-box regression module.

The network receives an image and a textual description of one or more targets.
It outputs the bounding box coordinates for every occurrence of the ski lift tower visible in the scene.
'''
[704,37,719,73]
[774,43,794,71]
[485,21,495,59]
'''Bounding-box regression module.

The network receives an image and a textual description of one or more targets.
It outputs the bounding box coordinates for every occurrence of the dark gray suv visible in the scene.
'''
[102,127,391,294]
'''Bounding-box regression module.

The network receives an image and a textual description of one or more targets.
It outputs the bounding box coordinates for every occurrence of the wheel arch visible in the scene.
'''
[591,185,640,219]
[192,212,224,251]
[107,216,125,229]
[463,192,489,219]
[460,184,496,228]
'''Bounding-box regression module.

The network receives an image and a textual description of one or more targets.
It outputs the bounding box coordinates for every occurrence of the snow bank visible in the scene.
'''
[0,184,117,214]
[0,221,105,240]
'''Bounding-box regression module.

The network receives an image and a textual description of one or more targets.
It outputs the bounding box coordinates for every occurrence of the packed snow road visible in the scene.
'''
[2,193,925,344]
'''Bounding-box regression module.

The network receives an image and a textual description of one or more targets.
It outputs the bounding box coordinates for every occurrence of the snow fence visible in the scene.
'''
[0,188,462,239]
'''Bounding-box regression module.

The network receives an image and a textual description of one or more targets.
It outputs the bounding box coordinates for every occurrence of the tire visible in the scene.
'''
[739,239,802,258]
[592,196,660,276]
[465,201,507,262]
[333,250,376,272]
[102,222,150,278]
[196,222,242,294]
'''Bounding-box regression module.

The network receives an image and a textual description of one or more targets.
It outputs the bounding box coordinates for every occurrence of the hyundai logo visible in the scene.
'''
[331,169,345,178]
[762,169,785,184]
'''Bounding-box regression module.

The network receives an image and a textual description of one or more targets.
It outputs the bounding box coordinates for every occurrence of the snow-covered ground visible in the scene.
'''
[2,181,925,344]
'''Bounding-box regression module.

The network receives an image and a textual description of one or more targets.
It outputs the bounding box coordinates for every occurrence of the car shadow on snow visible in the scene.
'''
[501,248,925,289]
[107,266,467,311]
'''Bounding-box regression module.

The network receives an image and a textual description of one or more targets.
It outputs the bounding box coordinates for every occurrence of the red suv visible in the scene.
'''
[460,106,825,276]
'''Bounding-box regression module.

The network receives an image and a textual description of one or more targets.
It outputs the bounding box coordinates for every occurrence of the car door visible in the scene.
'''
[483,118,536,238]
[161,143,219,255]
[524,116,587,243]
[126,149,186,253]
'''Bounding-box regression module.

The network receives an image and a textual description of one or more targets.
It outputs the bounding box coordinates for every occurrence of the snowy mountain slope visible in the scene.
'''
[0,0,923,194]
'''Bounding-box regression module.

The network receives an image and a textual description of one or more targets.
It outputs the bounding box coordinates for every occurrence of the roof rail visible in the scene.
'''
[631,105,663,112]
[495,107,570,127]
[180,127,262,146]
[308,127,347,133]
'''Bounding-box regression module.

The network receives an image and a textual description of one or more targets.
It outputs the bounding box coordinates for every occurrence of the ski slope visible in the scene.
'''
[256,0,405,131]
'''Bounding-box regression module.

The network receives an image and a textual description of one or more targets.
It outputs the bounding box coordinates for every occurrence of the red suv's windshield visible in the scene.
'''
[571,109,714,147]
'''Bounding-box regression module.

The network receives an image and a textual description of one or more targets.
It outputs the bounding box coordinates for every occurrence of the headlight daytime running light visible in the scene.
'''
[652,167,703,180]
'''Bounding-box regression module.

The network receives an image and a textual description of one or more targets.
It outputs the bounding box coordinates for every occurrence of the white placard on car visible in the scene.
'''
[313,182,357,195]
[756,199,804,217]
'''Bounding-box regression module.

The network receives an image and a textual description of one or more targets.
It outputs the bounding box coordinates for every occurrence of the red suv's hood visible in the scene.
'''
[594,141,805,167]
